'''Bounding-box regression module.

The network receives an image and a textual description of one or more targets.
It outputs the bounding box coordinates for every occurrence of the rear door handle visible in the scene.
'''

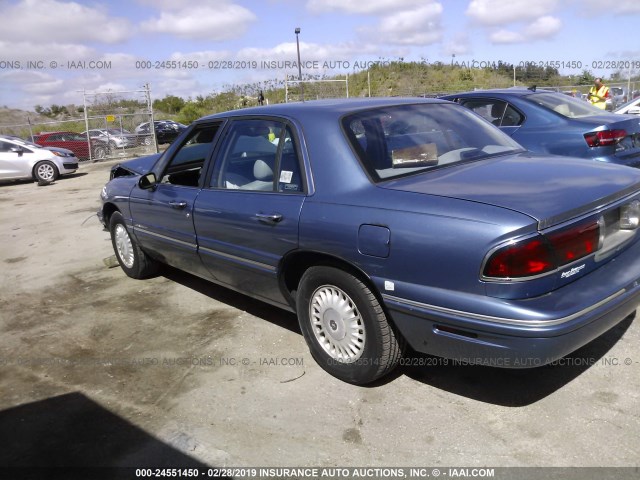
[169,201,188,209]
[255,212,283,224]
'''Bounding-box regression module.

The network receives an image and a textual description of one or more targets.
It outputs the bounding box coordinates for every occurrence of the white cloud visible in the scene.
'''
[466,0,558,25]
[442,33,472,56]
[357,3,443,46]
[489,15,561,44]
[0,41,95,61]
[525,16,562,38]
[0,0,132,44]
[489,29,525,44]
[306,0,427,15]
[578,0,640,14]
[140,3,257,41]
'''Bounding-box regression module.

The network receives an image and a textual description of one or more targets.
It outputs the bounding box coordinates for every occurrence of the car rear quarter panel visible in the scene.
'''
[298,187,536,305]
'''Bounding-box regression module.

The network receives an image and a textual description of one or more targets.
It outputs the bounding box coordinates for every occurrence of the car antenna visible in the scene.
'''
[528,85,537,92]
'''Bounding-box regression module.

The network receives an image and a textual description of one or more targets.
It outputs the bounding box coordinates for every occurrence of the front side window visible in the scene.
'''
[159,124,220,187]
[211,119,303,193]
[342,103,524,182]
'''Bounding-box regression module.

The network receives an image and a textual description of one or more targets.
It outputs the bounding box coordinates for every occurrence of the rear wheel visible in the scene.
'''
[94,145,107,160]
[297,266,404,384]
[33,160,59,183]
[109,211,159,279]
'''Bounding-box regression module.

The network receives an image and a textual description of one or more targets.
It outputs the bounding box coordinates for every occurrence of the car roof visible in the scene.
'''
[198,97,447,122]
[443,87,558,98]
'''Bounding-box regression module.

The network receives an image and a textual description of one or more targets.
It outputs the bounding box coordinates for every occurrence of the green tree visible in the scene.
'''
[153,95,186,114]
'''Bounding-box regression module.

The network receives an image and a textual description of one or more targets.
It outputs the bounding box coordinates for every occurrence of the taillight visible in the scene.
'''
[547,220,600,264]
[584,129,626,147]
[483,237,554,278]
[483,220,600,279]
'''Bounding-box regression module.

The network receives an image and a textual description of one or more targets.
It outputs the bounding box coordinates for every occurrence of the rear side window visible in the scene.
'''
[342,103,523,182]
[211,119,304,193]
[458,99,524,127]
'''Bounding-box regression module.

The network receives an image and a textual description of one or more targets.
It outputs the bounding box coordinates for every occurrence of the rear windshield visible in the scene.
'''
[527,92,605,118]
[341,103,523,182]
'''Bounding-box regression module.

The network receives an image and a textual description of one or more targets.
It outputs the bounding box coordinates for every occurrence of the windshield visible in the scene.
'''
[106,129,132,134]
[615,97,640,112]
[4,137,43,148]
[527,92,605,118]
[342,103,524,182]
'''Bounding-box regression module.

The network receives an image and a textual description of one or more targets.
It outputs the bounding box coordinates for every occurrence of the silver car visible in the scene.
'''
[614,96,640,116]
[82,128,137,149]
[0,136,78,183]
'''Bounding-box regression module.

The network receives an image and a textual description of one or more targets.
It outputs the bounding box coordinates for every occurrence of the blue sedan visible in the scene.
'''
[442,88,640,166]
[99,98,640,384]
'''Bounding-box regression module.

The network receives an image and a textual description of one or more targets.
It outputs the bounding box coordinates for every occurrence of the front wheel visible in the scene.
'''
[33,160,59,183]
[109,211,159,279]
[297,266,404,384]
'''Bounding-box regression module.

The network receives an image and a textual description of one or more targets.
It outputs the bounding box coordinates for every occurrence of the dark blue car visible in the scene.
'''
[99,98,640,384]
[442,88,640,167]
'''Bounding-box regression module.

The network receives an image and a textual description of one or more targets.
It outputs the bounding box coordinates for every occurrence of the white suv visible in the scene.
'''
[0,136,78,183]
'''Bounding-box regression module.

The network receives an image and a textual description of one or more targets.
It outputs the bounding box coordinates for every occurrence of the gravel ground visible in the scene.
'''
[0,159,638,474]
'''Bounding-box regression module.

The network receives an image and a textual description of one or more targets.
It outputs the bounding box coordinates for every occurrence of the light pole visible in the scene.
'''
[295,27,304,101]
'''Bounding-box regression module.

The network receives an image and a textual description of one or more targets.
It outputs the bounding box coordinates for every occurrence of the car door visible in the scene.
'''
[194,118,307,307]
[128,123,222,276]
[0,140,31,179]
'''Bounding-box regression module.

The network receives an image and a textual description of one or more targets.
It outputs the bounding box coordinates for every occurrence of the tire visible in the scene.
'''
[296,266,404,385]
[33,160,59,183]
[94,145,107,160]
[143,136,152,146]
[109,211,159,279]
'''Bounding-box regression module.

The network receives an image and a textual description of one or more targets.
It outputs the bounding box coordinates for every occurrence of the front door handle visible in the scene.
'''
[169,201,188,209]
[255,212,283,224]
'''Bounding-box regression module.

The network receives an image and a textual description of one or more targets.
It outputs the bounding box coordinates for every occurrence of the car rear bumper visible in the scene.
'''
[380,239,640,367]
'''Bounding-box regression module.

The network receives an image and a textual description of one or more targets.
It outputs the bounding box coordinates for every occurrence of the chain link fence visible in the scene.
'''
[0,86,157,162]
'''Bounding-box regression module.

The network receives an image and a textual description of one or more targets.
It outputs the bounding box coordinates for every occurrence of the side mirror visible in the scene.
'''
[139,172,158,190]
[10,146,24,156]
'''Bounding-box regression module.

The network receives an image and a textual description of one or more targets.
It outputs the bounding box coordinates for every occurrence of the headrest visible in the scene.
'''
[253,159,273,181]
[491,103,504,118]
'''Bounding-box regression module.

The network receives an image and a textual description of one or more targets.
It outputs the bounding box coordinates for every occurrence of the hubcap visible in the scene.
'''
[37,164,55,181]
[309,285,365,362]
[114,224,135,268]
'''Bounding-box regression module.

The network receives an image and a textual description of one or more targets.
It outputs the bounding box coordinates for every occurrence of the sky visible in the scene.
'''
[0,0,639,111]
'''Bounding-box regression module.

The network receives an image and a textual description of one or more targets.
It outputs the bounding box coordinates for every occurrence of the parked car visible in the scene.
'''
[33,131,110,161]
[610,86,627,108]
[0,135,78,182]
[99,98,640,384]
[82,128,137,149]
[134,121,186,145]
[614,96,640,116]
[442,88,640,167]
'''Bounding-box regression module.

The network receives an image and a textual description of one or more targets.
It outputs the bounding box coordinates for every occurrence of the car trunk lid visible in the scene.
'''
[380,152,640,228]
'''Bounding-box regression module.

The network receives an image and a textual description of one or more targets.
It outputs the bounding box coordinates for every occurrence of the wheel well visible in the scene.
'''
[31,160,56,177]
[102,202,119,226]
[279,251,381,309]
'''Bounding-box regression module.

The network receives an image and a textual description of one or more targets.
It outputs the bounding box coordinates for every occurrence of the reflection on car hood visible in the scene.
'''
[44,146,75,155]
[115,153,162,175]
[381,152,640,228]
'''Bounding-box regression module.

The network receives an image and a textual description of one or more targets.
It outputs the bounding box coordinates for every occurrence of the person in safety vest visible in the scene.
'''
[588,78,610,109]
